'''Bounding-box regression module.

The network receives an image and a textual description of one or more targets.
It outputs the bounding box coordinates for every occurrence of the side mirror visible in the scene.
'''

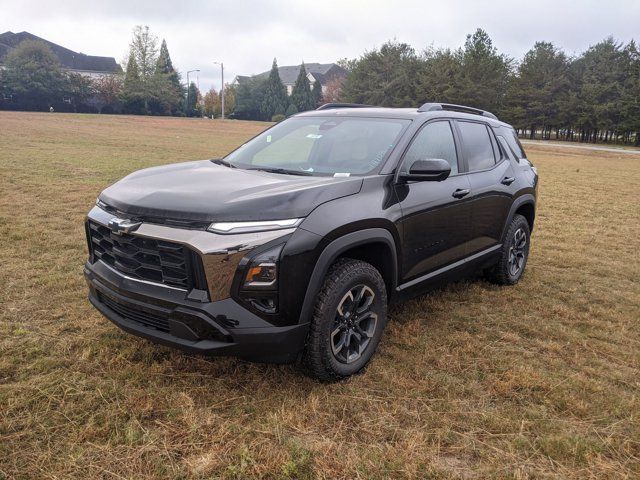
[401,159,451,182]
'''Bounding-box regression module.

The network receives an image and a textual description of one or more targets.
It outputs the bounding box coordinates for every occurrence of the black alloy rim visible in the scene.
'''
[331,284,378,364]
[508,227,527,277]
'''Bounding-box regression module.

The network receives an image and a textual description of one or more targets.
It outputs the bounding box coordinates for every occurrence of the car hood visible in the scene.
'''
[99,160,363,223]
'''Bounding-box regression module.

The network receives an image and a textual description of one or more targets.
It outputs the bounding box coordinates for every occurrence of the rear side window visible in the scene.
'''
[456,121,496,171]
[402,121,458,174]
[504,128,527,159]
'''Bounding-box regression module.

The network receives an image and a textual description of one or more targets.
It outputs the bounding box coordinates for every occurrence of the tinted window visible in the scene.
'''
[505,128,527,159]
[402,121,458,174]
[457,121,496,171]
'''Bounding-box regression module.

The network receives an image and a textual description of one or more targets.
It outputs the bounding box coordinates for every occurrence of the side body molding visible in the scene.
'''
[298,228,398,324]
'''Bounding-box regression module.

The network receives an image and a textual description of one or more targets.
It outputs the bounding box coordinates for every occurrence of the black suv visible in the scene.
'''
[84,103,537,380]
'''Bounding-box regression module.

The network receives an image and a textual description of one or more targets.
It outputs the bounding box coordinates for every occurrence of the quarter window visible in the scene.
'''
[505,128,527,160]
[457,121,496,171]
[402,121,458,174]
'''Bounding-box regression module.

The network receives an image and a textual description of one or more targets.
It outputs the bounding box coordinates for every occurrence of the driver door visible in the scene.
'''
[395,120,473,282]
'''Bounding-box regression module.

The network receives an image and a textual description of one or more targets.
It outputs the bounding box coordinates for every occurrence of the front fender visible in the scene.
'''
[297,228,398,325]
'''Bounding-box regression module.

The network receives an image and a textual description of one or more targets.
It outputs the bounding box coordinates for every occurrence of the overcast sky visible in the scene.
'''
[1,0,639,92]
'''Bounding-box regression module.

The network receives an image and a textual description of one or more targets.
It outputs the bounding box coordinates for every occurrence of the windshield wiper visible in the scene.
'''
[248,167,313,176]
[211,158,236,168]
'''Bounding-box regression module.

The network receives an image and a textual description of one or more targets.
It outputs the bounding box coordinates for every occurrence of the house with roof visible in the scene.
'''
[233,63,347,95]
[0,31,121,78]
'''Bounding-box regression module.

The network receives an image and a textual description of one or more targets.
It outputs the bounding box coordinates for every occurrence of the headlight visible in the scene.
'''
[208,218,302,234]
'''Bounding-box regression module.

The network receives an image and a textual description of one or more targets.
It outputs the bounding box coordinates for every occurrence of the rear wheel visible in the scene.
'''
[485,214,531,285]
[302,258,387,381]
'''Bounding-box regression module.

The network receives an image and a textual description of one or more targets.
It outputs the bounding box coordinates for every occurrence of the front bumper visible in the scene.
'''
[84,258,309,363]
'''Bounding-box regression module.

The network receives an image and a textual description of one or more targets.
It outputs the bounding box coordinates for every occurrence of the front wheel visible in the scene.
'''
[485,214,531,285]
[302,258,387,381]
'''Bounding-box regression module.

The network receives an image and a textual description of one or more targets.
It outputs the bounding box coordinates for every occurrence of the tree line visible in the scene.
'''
[0,26,234,117]
[339,29,640,145]
[1,26,638,145]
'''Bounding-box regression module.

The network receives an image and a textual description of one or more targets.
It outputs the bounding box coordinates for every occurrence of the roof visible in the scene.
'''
[0,31,121,73]
[238,62,348,86]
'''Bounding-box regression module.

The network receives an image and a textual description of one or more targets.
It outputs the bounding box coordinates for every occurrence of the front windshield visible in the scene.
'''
[224,116,411,176]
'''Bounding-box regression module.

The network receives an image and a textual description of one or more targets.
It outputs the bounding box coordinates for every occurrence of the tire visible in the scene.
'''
[302,258,387,381]
[485,213,531,285]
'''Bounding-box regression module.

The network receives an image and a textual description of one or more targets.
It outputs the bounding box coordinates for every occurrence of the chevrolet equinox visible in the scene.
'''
[84,102,538,380]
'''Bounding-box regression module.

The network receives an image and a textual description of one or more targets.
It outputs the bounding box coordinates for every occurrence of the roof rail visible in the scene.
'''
[316,103,376,110]
[418,102,498,120]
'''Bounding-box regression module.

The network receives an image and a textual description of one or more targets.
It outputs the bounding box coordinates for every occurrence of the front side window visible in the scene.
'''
[401,121,458,174]
[456,121,496,171]
[225,116,410,176]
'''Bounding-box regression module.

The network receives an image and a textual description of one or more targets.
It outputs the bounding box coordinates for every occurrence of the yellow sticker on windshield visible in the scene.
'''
[266,135,272,143]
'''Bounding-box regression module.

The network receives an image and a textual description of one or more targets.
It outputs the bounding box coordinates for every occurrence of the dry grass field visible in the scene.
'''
[0,112,638,479]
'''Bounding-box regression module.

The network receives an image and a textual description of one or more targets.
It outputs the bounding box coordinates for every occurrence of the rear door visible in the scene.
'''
[395,120,473,282]
[454,120,515,255]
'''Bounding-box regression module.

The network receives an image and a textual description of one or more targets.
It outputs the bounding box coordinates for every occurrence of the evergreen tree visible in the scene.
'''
[186,82,200,117]
[285,103,298,117]
[261,58,288,119]
[621,41,640,145]
[416,47,462,105]
[150,39,184,114]
[122,52,145,114]
[503,42,570,138]
[312,79,323,106]
[341,41,420,106]
[291,63,315,112]
[573,38,628,142]
[455,29,511,113]
[155,39,175,75]
[234,77,268,120]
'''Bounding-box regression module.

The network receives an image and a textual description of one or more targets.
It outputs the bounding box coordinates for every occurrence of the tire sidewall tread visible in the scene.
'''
[302,258,387,381]
[486,214,531,285]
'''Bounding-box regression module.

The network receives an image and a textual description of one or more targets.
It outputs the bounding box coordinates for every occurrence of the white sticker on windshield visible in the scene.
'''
[306,133,323,139]
[266,135,272,143]
[334,172,351,177]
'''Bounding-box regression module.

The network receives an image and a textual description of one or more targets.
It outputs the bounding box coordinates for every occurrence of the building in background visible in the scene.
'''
[233,63,347,95]
[0,31,121,77]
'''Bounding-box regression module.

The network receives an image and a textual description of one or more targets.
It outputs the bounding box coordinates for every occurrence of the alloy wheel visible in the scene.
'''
[508,227,527,277]
[331,284,378,364]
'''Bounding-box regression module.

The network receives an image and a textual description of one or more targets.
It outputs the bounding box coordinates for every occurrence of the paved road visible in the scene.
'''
[521,140,640,155]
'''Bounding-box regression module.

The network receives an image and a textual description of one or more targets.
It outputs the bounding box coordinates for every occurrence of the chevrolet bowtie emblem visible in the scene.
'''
[108,217,142,235]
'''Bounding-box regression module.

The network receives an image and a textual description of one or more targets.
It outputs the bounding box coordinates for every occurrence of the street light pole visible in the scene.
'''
[214,61,224,120]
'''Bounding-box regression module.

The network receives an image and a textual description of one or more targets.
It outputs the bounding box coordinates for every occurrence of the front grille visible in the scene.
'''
[99,292,170,332]
[87,220,202,290]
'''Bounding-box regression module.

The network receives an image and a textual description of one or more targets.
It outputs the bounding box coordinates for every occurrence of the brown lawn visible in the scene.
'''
[0,111,638,479]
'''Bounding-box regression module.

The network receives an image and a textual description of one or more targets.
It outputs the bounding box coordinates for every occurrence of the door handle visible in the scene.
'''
[501,176,516,185]
[452,188,470,199]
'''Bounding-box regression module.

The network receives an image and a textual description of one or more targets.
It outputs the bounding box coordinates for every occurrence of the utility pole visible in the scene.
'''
[214,61,224,119]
